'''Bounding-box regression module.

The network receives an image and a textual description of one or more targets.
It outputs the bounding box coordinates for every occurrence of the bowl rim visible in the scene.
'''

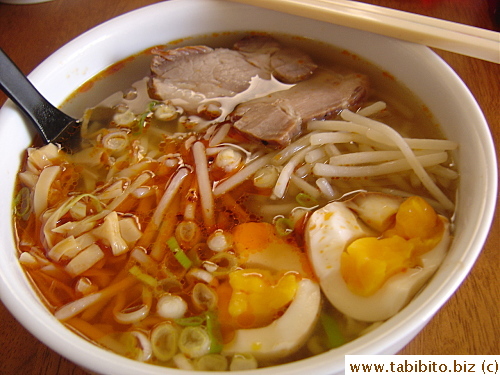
[0,0,497,374]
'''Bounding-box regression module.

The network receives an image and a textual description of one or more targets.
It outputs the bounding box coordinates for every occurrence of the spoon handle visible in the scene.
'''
[0,48,75,143]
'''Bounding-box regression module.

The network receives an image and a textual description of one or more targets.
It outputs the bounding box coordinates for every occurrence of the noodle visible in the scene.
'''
[357,101,387,117]
[309,132,360,145]
[313,152,448,177]
[341,109,455,210]
[290,174,321,200]
[272,133,314,165]
[315,177,337,200]
[305,147,327,164]
[150,168,189,227]
[193,142,215,227]
[329,150,436,166]
[213,154,272,196]
[33,165,61,218]
[274,145,315,199]
[150,198,181,261]
[307,120,367,134]
[209,123,232,147]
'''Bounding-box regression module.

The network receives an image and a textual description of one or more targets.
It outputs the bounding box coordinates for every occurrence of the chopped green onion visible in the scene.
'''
[175,315,206,327]
[320,313,345,349]
[148,101,160,111]
[205,311,223,354]
[117,331,144,360]
[174,251,192,270]
[274,216,294,236]
[192,283,218,311]
[137,112,150,129]
[186,245,203,268]
[151,322,180,362]
[167,237,192,270]
[13,187,31,218]
[128,265,158,288]
[195,354,228,371]
[137,102,159,129]
[157,276,182,293]
[229,353,258,371]
[296,192,319,207]
[178,326,211,358]
[167,236,182,253]
[174,311,223,355]
[208,252,238,276]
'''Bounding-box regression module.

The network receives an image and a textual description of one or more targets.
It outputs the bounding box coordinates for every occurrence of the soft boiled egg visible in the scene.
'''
[222,278,321,361]
[218,222,321,361]
[305,192,451,322]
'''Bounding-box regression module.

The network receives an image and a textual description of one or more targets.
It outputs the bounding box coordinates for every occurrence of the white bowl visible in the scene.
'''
[0,1,497,374]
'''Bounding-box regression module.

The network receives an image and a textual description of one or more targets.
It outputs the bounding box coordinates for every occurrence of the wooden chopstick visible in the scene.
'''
[227,0,500,63]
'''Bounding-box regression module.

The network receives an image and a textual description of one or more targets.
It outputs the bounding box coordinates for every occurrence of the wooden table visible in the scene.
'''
[0,0,498,373]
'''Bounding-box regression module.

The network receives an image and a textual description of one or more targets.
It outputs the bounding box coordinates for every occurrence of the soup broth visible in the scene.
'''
[13,32,457,371]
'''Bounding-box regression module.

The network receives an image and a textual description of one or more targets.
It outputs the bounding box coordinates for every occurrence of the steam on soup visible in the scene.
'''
[13,33,457,370]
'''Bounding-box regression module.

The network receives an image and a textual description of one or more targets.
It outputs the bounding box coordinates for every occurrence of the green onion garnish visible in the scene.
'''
[296,192,319,207]
[174,310,223,355]
[167,237,181,253]
[148,101,160,111]
[174,251,192,270]
[320,313,345,349]
[205,311,224,354]
[128,265,158,288]
[167,237,192,270]
[275,216,294,236]
[137,101,159,129]
[13,187,31,218]
[137,112,149,129]
[175,315,206,327]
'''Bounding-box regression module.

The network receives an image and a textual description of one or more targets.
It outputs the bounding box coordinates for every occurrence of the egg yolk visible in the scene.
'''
[232,222,278,255]
[228,269,298,328]
[232,221,314,277]
[341,196,445,297]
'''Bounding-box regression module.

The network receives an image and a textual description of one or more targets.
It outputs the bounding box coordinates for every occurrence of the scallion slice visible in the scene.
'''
[274,216,294,236]
[175,315,206,327]
[205,311,223,354]
[174,251,192,270]
[178,326,211,358]
[128,265,158,288]
[13,187,31,218]
[296,192,319,207]
[151,322,180,362]
[167,237,192,270]
[320,313,345,349]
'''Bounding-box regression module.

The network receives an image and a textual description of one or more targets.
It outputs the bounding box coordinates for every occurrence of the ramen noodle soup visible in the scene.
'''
[13,33,458,371]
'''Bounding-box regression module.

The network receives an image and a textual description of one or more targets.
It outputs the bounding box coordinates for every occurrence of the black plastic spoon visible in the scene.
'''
[0,48,81,151]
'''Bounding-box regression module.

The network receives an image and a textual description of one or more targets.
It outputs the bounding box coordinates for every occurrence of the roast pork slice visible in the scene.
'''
[230,100,302,147]
[149,36,318,112]
[233,35,318,83]
[150,46,267,110]
[230,70,370,147]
